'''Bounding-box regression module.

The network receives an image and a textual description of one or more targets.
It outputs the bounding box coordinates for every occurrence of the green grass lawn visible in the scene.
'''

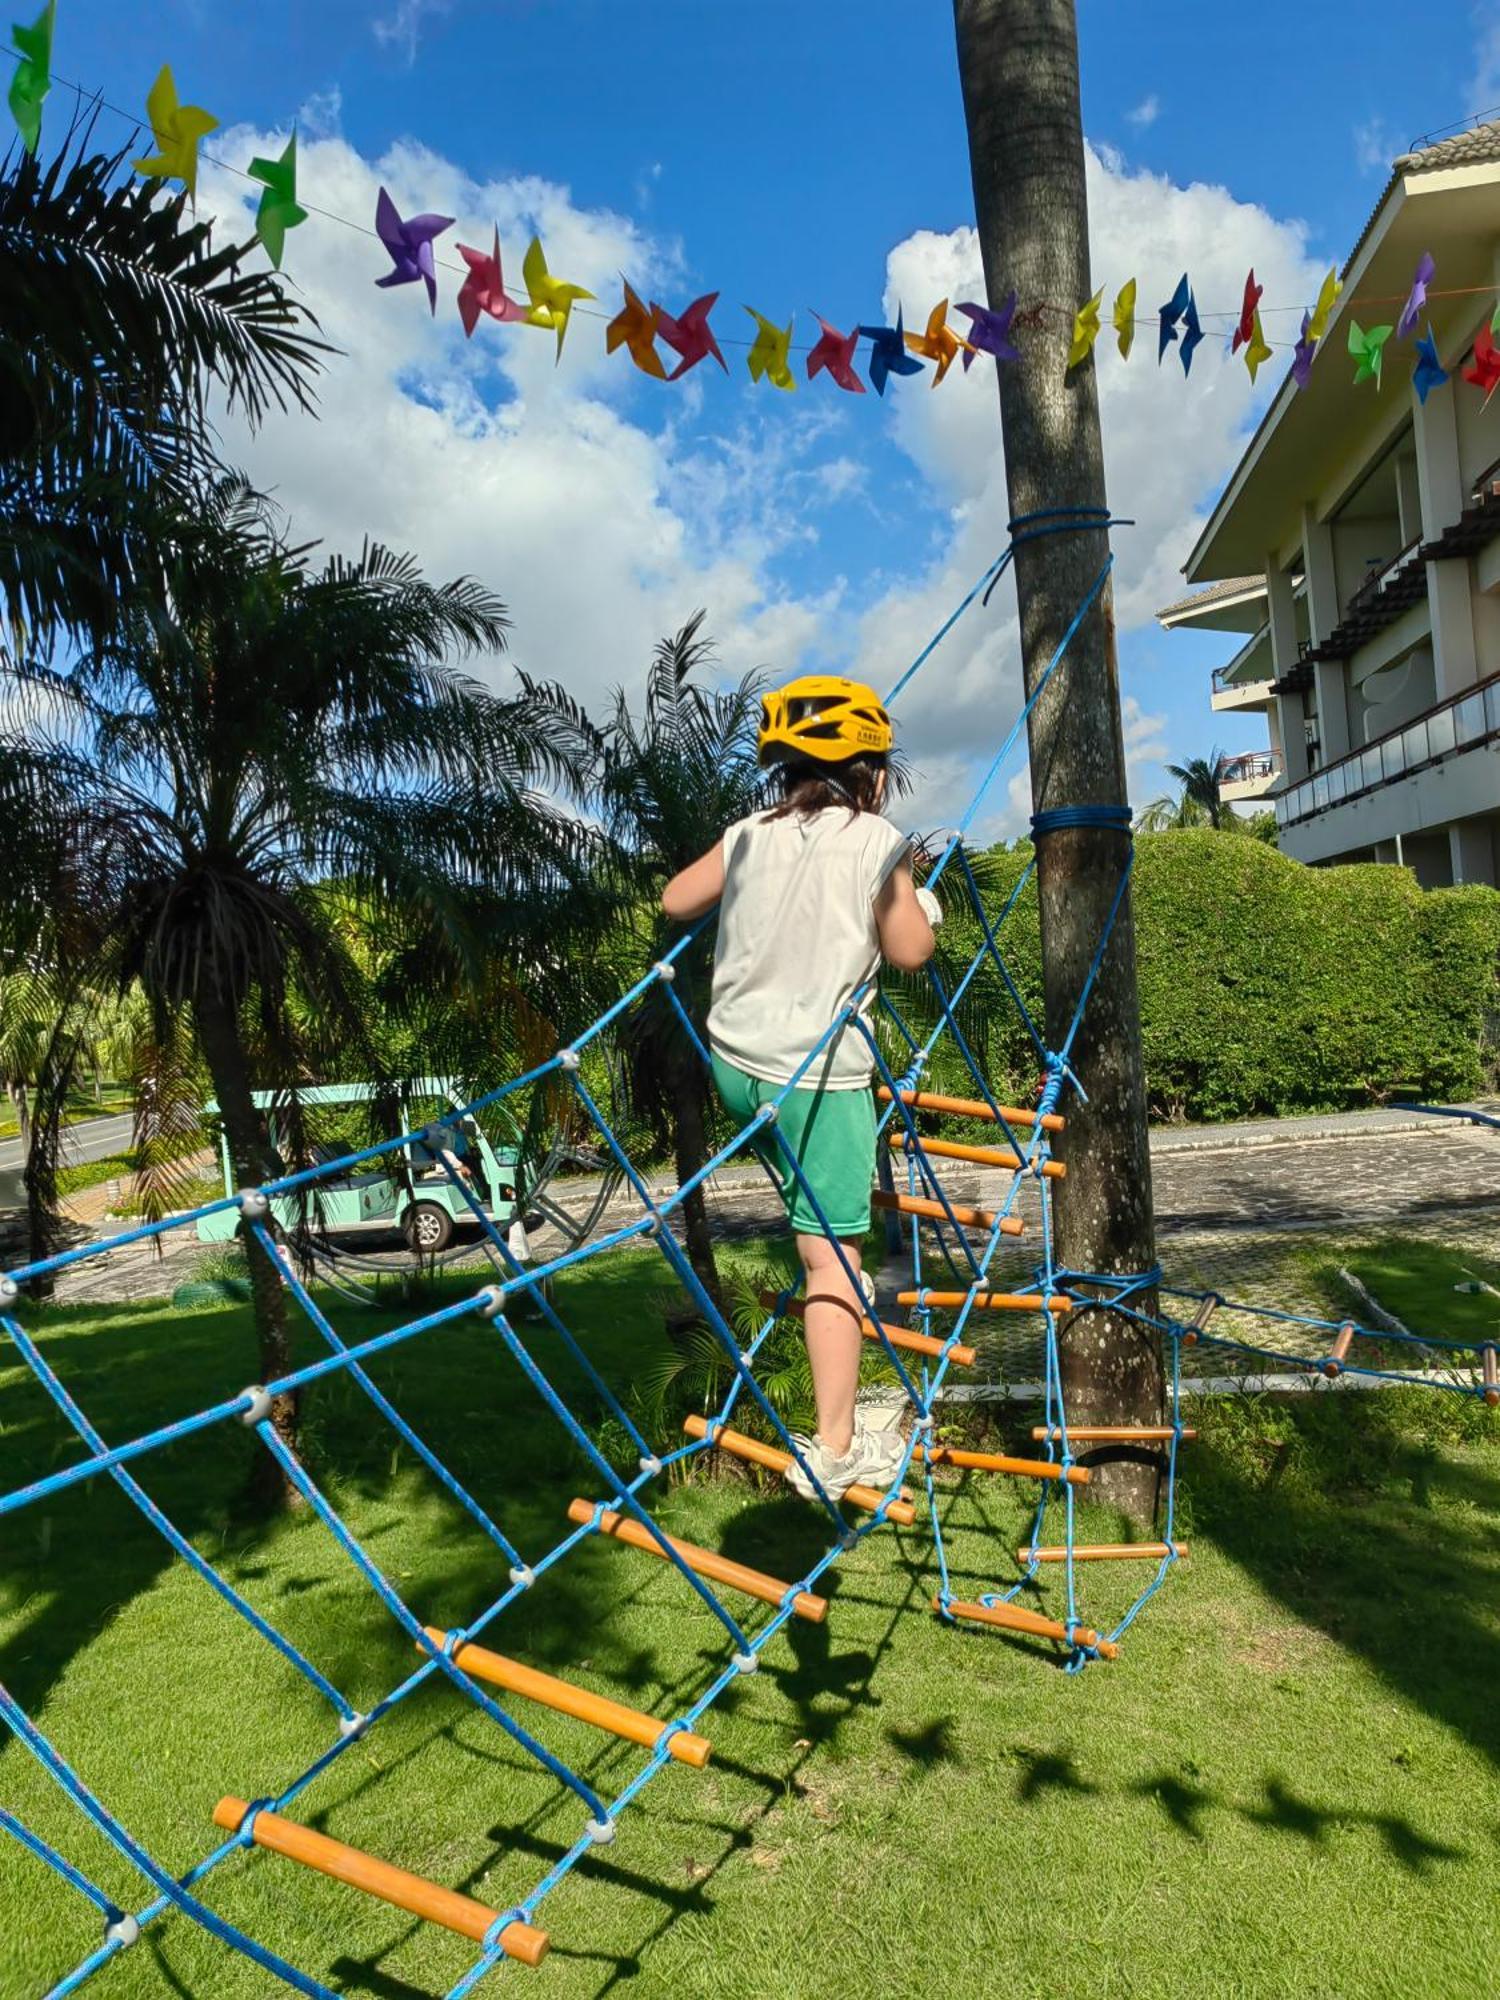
[3,1245,1500,2000]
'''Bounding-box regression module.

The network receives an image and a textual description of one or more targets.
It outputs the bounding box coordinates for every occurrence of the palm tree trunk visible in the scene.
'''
[953,0,1161,1519]
[191,988,300,1508]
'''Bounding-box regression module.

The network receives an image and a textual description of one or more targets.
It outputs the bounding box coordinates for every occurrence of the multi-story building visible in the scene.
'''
[1159,121,1500,886]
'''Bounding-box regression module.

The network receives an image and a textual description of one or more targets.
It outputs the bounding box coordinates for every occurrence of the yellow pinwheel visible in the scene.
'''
[1244,309,1273,384]
[745,307,795,391]
[1307,267,1343,343]
[1068,288,1104,369]
[133,66,218,200]
[522,237,596,361]
[1112,278,1137,360]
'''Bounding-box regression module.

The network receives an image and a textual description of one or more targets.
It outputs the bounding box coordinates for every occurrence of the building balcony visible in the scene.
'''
[1275,673,1500,856]
[1210,663,1275,713]
[1218,751,1282,802]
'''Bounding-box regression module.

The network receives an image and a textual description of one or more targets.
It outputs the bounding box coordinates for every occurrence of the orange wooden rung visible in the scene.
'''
[1031,1425,1195,1443]
[900,1289,1072,1314]
[871,1188,1025,1238]
[1482,1344,1499,1407]
[419,1629,711,1767]
[935,1595,1118,1660]
[1321,1321,1356,1378]
[921,1443,1091,1487]
[878,1086,1065,1134]
[682,1415,916,1525]
[566,1498,827,1622]
[759,1290,976,1368]
[211,1797,549,1964]
[1018,1541,1188,1563]
[889,1133,1066,1179]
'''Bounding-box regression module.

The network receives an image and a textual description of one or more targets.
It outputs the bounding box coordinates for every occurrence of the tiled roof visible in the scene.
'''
[1395,119,1500,173]
[1154,575,1265,624]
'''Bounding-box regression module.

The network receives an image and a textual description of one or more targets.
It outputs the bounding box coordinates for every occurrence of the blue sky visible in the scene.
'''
[24,0,1500,825]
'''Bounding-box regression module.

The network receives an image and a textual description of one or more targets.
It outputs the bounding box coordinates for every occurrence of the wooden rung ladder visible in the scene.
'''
[878,1086,1065,1133]
[900,1289,1073,1314]
[872,1188,1025,1238]
[920,1443,1091,1488]
[889,1133,1066,1179]
[1031,1425,1196,1444]
[759,1290,976,1368]
[682,1415,916,1524]
[211,1798,550,1964]
[935,1595,1119,1660]
[419,1629,711,1767]
[567,1499,828,1622]
[1017,1541,1188,1563]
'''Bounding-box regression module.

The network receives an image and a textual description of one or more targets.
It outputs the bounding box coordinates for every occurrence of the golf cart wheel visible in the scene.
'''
[403,1201,454,1255]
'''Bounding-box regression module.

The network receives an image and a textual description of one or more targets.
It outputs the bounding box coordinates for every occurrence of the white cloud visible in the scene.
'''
[200,129,827,714]
[1126,95,1160,130]
[297,87,343,141]
[373,0,449,64]
[1354,117,1394,176]
[196,126,1319,832]
[847,144,1321,817]
[1475,10,1500,108]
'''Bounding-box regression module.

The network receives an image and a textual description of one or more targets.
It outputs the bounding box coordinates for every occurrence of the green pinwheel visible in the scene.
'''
[1348,318,1393,389]
[7,0,54,155]
[247,131,307,269]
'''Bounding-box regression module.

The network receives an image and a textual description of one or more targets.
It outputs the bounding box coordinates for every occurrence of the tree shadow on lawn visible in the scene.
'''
[1189,1404,1500,1770]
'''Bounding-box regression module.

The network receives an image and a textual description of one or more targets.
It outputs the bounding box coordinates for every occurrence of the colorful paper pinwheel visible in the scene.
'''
[7,0,53,155]
[745,307,795,390]
[1068,288,1103,369]
[134,66,218,200]
[606,281,667,378]
[1462,322,1500,406]
[522,236,596,359]
[374,188,453,314]
[1113,278,1137,360]
[858,310,926,395]
[1412,327,1449,405]
[1291,311,1318,390]
[1347,319,1393,389]
[1232,269,1263,353]
[246,133,307,269]
[903,299,973,384]
[1397,252,1436,341]
[956,294,1019,368]
[653,292,727,379]
[456,228,527,336]
[807,315,865,392]
[1307,267,1342,343]
[1243,309,1272,384]
[1158,272,1203,373]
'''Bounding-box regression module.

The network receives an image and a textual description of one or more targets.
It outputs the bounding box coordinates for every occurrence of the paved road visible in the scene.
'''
[0,1112,135,1173]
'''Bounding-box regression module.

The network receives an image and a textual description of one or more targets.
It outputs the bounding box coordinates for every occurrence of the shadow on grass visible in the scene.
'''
[1190,1399,1500,1770]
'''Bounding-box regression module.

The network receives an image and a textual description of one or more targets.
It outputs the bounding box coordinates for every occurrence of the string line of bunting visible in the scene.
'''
[9,6,1500,407]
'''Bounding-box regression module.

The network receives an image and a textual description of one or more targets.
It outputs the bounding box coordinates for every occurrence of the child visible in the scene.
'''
[661,675,940,1501]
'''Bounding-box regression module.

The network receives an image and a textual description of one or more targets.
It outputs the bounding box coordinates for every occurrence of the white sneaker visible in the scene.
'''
[784,1419,906,1503]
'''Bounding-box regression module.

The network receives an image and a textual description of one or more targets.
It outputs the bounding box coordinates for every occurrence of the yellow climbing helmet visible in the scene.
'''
[757,675,893,767]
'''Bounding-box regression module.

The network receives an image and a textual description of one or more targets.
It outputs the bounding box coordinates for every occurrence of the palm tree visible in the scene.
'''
[522,614,770,1307]
[4,483,590,1496]
[1163,751,1230,830]
[1,130,325,649]
[953,0,1161,1519]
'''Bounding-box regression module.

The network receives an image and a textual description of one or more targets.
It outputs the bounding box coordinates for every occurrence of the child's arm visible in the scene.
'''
[875,858,937,971]
[661,843,726,921]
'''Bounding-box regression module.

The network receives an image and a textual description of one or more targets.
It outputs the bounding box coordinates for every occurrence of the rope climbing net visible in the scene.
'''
[3,517,1496,1996]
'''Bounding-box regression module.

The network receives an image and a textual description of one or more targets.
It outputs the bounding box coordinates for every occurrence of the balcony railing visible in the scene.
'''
[1219,751,1281,789]
[1274,671,1500,828]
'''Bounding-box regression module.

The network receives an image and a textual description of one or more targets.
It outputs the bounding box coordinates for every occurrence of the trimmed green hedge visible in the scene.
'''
[895,833,1500,1124]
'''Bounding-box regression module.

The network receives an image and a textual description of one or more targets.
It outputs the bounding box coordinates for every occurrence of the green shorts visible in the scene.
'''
[712,1052,875,1239]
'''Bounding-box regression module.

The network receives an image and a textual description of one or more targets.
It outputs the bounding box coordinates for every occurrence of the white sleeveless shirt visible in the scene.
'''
[707,807,911,1090]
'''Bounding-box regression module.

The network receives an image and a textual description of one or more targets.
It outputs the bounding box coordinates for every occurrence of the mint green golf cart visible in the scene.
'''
[195,1079,522,1254]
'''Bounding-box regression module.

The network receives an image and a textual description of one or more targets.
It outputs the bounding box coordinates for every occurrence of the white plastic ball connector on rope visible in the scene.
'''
[0,1273,17,1308]
[239,1385,274,1427]
[103,1913,140,1951]
[237,1188,270,1221]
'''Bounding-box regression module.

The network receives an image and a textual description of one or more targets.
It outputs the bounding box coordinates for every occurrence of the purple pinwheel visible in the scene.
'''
[374,187,454,314]
[1291,311,1318,390]
[1397,251,1436,341]
[956,293,1019,369]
